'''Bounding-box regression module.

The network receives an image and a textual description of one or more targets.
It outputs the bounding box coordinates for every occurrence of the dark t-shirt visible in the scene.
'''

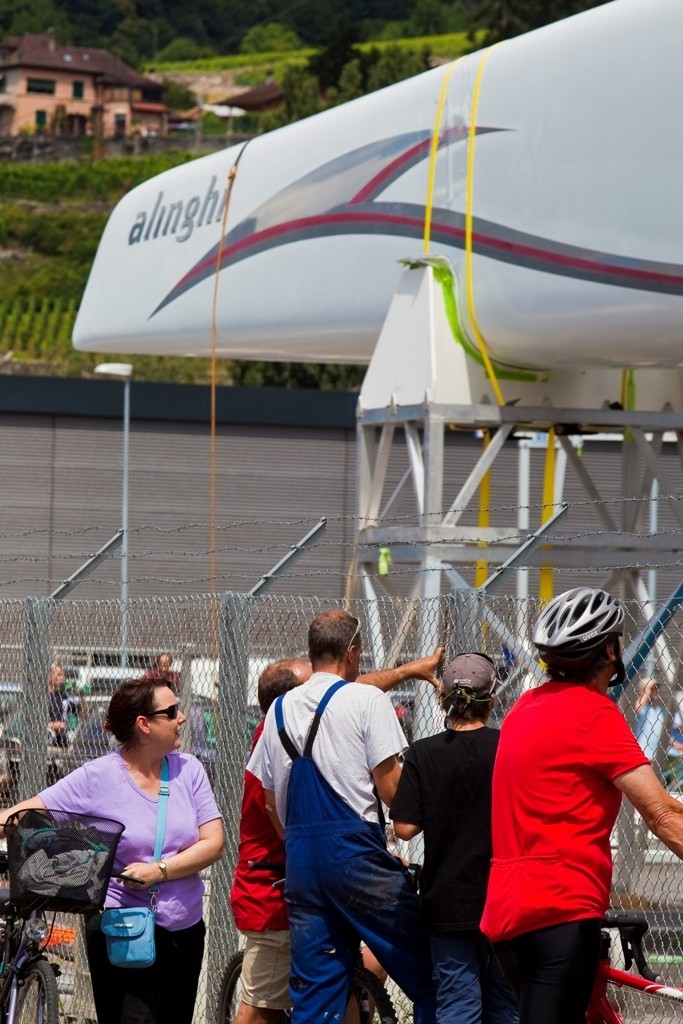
[390,726,499,932]
[48,688,78,748]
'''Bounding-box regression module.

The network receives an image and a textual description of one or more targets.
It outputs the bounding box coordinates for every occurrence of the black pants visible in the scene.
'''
[494,919,602,1024]
[86,918,206,1024]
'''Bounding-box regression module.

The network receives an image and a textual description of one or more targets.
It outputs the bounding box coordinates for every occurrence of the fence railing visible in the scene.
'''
[1,590,682,1022]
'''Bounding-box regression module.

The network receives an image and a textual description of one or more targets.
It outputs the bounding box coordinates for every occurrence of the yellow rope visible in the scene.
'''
[464,45,504,407]
[620,369,628,410]
[539,427,556,601]
[423,58,461,253]
[475,430,491,588]
[208,155,242,649]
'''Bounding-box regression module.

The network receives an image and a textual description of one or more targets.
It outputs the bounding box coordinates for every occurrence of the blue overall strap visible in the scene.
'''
[275,693,301,762]
[150,756,170,896]
[302,679,348,757]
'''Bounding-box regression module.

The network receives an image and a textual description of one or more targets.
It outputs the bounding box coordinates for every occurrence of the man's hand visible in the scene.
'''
[407,647,444,689]
[357,646,444,693]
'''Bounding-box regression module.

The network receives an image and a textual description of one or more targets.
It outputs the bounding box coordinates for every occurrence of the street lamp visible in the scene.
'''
[94,362,133,666]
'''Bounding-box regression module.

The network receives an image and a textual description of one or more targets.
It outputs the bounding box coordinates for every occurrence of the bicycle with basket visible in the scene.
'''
[0,806,124,1024]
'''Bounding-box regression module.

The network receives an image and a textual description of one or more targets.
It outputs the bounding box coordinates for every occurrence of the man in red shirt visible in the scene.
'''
[230,648,443,1024]
[481,587,683,1024]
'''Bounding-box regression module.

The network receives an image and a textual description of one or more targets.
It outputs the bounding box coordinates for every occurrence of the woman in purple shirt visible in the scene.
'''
[0,677,224,1024]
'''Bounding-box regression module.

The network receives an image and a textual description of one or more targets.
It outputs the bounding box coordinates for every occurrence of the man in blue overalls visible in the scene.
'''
[254,610,437,1024]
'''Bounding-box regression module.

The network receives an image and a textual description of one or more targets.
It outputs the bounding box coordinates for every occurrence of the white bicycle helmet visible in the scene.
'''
[532,587,624,672]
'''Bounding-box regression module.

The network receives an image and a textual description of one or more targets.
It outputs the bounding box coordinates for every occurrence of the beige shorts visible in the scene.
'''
[241,930,291,1010]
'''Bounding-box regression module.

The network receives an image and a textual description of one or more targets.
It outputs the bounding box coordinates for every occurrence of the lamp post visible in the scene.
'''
[94,362,133,666]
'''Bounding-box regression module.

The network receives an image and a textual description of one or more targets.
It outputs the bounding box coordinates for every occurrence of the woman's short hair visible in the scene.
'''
[105,677,172,747]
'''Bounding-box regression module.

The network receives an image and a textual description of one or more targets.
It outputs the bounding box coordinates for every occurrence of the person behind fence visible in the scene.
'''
[634,676,666,763]
[0,675,224,1024]
[232,645,443,1024]
[390,653,519,1024]
[663,703,683,790]
[140,652,181,691]
[480,587,683,1024]
[48,664,86,747]
[251,610,438,1024]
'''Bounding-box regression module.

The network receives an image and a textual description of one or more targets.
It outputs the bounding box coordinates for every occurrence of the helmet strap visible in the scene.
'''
[608,653,626,689]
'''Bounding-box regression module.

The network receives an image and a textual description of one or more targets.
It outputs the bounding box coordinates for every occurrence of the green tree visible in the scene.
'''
[327,57,363,105]
[161,77,197,109]
[281,64,320,122]
[155,36,211,62]
[308,19,361,92]
[229,360,365,390]
[468,0,609,46]
[104,18,150,66]
[240,22,302,53]
[54,0,118,45]
[406,0,468,36]
[365,44,428,92]
[408,0,448,36]
[0,0,71,37]
[368,20,408,41]
[285,0,337,45]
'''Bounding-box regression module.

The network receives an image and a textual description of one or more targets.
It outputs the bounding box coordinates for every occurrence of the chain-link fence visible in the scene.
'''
[1,590,682,1023]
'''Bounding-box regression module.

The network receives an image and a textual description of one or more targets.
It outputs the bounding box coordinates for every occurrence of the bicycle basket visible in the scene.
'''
[6,807,124,914]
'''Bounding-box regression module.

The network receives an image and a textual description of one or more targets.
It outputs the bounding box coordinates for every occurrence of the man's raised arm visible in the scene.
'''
[357,647,443,692]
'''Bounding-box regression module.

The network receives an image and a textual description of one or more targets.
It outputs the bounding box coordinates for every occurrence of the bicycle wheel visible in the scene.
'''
[218,952,245,1024]
[14,958,59,1024]
[349,966,397,1024]
[218,952,290,1024]
[217,953,396,1024]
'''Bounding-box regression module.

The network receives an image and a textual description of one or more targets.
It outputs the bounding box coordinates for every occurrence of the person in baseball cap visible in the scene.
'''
[391,653,519,1024]
[438,652,498,724]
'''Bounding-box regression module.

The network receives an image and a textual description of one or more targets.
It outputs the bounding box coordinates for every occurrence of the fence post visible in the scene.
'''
[205,592,250,1019]
[21,597,51,801]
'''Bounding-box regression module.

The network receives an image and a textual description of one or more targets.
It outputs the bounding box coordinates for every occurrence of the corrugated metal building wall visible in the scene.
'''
[0,376,679,603]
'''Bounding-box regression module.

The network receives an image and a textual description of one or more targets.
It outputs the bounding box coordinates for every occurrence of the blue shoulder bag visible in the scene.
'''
[101,758,169,969]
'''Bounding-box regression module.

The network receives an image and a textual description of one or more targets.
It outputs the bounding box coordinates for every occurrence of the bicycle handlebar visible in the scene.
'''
[601,912,659,983]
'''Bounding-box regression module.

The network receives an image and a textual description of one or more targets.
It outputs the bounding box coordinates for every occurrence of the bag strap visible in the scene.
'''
[302,679,348,757]
[274,694,301,762]
[275,680,349,761]
[149,757,170,902]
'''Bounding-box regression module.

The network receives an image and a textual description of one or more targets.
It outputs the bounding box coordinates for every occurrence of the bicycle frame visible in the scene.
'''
[0,907,51,1024]
[587,937,683,1023]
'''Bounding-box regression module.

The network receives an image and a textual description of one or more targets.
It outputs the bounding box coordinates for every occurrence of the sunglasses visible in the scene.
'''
[347,617,361,651]
[146,704,179,720]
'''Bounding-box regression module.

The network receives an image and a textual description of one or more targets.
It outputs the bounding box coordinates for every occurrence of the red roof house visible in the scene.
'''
[0,31,166,137]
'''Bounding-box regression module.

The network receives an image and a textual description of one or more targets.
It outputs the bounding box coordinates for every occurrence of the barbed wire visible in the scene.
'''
[0,492,679,594]
[0,522,682,567]
[0,491,680,543]
[2,559,683,591]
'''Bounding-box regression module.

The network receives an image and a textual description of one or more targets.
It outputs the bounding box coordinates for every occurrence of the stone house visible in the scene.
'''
[0,30,166,137]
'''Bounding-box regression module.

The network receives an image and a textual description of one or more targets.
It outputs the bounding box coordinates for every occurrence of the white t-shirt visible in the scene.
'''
[249,672,408,824]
